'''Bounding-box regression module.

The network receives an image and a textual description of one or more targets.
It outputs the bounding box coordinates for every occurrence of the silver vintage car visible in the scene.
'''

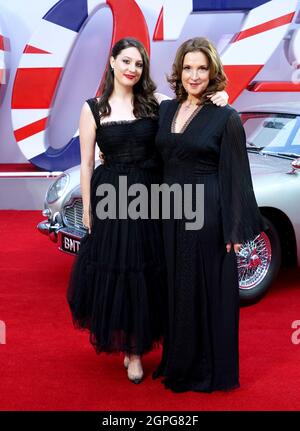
[38,103,300,304]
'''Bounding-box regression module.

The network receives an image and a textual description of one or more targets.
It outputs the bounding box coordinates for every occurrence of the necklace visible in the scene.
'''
[183,99,200,111]
[172,103,204,134]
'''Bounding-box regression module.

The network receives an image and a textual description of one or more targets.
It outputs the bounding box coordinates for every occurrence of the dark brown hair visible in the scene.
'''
[168,37,227,104]
[97,38,158,119]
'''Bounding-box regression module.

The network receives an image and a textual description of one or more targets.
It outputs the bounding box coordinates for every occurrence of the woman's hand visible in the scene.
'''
[82,209,92,234]
[207,90,229,107]
[154,92,171,104]
[226,243,242,254]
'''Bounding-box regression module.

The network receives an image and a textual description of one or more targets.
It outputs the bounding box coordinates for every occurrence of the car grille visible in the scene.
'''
[63,199,84,230]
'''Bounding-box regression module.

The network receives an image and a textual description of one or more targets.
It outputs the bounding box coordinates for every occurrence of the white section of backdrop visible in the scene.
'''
[0,1,55,163]
[0,0,299,165]
[0,0,113,163]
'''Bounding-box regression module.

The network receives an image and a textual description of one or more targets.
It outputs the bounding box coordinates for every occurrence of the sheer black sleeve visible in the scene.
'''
[219,110,266,244]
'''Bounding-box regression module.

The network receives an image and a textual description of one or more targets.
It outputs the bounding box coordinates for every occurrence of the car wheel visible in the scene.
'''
[237,217,281,305]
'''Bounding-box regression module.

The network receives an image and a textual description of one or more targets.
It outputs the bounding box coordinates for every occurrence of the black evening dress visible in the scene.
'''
[153,100,266,392]
[67,98,166,355]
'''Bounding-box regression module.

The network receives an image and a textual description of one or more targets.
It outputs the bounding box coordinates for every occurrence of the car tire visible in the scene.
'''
[238,217,281,305]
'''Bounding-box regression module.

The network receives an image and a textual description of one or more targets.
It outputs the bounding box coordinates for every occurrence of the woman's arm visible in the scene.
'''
[154,91,229,106]
[154,92,171,104]
[218,110,266,250]
[79,102,96,233]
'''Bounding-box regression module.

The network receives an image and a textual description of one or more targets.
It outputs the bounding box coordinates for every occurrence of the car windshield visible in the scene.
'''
[240,112,300,157]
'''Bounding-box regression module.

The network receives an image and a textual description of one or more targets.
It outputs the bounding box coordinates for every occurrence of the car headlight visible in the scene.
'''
[47,173,69,203]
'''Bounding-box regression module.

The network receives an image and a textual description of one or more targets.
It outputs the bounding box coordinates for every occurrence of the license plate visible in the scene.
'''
[60,232,81,255]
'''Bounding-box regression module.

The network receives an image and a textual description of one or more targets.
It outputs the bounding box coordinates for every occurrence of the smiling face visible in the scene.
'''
[110,46,143,89]
[181,50,210,100]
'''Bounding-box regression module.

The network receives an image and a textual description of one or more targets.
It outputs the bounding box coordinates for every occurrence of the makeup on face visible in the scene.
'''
[111,47,143,87]
[181,51,210,99]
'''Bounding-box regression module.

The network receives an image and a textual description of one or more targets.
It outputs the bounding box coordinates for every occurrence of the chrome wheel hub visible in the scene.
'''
[237,233,272,290]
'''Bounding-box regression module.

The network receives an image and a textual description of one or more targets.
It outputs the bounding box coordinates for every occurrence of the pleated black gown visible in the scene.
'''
[153,100,266,392]
[67,98,166,355]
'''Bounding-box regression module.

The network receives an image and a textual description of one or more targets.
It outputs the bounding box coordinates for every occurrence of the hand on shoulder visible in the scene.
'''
[207,90,229,107]
[154,92,171,105]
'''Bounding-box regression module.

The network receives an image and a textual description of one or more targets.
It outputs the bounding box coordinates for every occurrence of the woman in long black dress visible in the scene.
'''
[154,37,266,392]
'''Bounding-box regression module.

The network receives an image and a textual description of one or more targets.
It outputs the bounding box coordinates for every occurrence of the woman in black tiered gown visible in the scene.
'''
[67,38,165,384]
[153,37,266,392]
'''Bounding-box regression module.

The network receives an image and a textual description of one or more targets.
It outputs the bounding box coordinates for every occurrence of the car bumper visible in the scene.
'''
[37,220,86,255]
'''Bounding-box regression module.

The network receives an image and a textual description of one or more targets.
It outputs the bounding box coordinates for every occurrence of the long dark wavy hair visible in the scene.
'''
[168,37,227,104]
[97,38,158,119]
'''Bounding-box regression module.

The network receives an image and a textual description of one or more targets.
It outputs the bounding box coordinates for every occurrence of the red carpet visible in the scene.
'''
[0,210,300,411]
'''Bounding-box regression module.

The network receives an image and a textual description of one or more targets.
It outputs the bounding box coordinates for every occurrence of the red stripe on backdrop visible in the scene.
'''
[0,164,42,172]
[224,64,263,103]
[107,0,150,53]
[12,68,62,109]
[248,81,300,92]
[23,44,51,54]
[14,117,48,142]
[0,34,4,50]
[153,6,164,41]
[232,12,295,42]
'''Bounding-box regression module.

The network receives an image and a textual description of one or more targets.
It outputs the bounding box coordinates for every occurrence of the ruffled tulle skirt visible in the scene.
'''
[67,163,166,355]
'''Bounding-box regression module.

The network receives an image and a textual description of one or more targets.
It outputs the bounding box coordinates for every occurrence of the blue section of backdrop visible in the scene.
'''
[192,0,269,11]
[44,0,88,32]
